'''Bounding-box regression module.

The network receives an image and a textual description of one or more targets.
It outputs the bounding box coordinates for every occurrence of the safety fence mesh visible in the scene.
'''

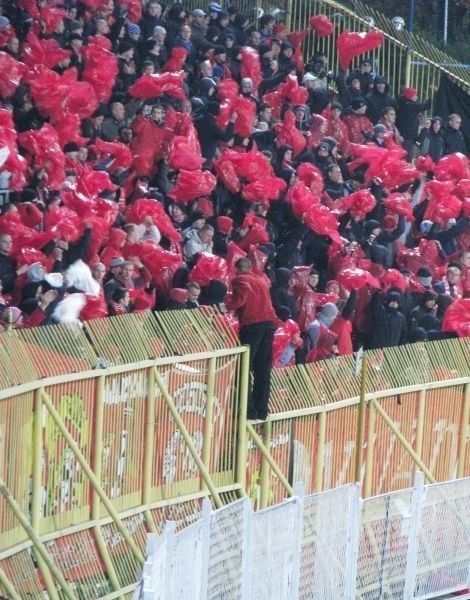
[140,477,470,600]
[300,485,352,600]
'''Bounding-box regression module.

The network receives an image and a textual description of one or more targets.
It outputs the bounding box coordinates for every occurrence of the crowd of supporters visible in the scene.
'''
[0,0,468,365]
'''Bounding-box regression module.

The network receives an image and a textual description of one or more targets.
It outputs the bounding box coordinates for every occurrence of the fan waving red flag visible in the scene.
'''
[336,29,384,70]
[309,15,334,37]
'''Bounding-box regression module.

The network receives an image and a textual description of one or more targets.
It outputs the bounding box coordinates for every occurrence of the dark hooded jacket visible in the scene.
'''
[365,77,398,124]
[270,268,298,320]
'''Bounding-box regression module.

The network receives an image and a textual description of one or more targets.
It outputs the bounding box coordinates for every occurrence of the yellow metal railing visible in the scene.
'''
[246,337,469,509]
[182,0,469,98]
[0,310,468,597]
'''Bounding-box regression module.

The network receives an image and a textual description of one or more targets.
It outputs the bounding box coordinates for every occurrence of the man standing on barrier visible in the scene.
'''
[225,257,278,421]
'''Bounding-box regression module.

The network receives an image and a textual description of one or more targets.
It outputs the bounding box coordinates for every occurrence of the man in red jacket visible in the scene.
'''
[225,257,277,421]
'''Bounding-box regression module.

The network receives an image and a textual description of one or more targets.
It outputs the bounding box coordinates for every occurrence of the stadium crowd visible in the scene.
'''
[0,0,468,381]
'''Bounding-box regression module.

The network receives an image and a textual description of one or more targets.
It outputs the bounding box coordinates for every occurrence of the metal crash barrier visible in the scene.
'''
[0,310,468,598]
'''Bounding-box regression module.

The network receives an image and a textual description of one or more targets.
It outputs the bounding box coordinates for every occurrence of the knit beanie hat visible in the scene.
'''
[403,87,417,100]
[350,97,366,111]
[386,291,401,304]
[365,219,381,234]
[127,23,141,36]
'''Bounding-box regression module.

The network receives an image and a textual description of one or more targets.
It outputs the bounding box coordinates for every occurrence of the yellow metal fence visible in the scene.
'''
[0,311,468,598]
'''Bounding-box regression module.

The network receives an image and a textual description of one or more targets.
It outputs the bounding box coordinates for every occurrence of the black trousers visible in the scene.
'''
[239,321,275,417]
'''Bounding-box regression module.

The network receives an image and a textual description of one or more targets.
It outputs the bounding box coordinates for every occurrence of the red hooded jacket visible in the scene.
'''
[225,270,277,328]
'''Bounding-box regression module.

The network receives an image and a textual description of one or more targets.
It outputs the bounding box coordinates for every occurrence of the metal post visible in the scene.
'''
[285,0,293,32]
[405,52,412,88]
[259,418,272,509]
[246,423,294,497]
[364,398,376,498]
[354,355,367,485]
[344,483,361,600]
[31,388,60,600]
[443,0,449,45]
[153,368,223,508]
[240,498,252,600]
[0,567,21,600]
[314,410,326,492]
[291,482,305,600]
[457,383,469,478]
[236,348,250,495]
[415,389,426,463]
[403,471,425,599]
[372,399,437,483]
[201,357,216,492]
[199,499,212,600]
[92,376,122,593]
[142,367,158,534]
[0,479,76,600]
[40,390,145,564]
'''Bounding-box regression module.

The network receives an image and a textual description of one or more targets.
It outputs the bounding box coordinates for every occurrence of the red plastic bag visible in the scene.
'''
[442,299,470,337]
[333,189,376,220]
[39,6,67,35]
[287,29,309,73]
[453,179,470,201]
[366,155,418,190]
[164,46,188,72]
[337,267,381,291]
[237,222,269,251]
[336,29,384,70]
[129,72,186,100]
[230,147,274,182]
[127,198,182,242]
[247,244,268,274]
[53,216,82,243]
[309,14,334,37]
[240,46,262,89]
[80,294,108,321]
[168,169,217,203]
[54,112,88,147]
[304,204,340,243]
[435,153,469,183]
[383,193,414,222]
[82,41,118,104]
[416,155,435,173]
[286,182,320,219]
[274,111,307,157]
[273,319,301,367]
[141,245,183,295]
[226,241,246,273]
[297,287,318,332]
[277,75,309,105]
[380,269,407,293]
[242,177,287,204]
[233,96,256,138]
[296,163,324,194]
[22,33,71,69]
[213,156,241,193]
[14,247,48,266]
[119,0,142,24]
[0,52,28,98]
[92,138,133,172]
[168,131,203,171]
[77,171,117,199]
[217,78,240,102]
[189,252,229,287]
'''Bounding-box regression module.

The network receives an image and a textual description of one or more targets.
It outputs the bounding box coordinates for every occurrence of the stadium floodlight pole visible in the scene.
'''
[443,0,449,45]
